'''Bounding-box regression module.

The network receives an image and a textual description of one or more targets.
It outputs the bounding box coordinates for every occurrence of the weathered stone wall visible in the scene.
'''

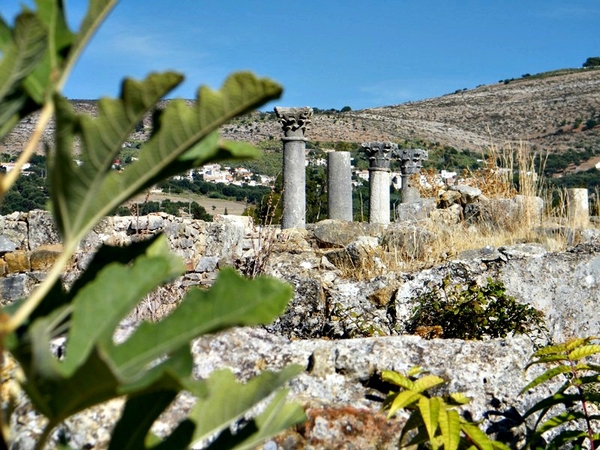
[0,210,255,304]
[5,210,600,449]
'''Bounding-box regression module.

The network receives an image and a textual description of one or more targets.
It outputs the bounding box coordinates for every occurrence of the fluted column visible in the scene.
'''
[275,106,313,229]
[362,142,397,224]
[327,151,353,221]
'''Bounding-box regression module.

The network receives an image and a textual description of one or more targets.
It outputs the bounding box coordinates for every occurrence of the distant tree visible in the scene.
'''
[340,106,352,112]
[583,57,600,68]
[190,202,212,221]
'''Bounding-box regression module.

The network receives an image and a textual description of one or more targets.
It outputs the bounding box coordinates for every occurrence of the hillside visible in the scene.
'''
[223,67,600,154]
[2,68,600,155]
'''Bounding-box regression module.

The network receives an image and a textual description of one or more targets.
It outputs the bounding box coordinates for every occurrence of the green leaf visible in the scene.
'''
[108,268,293,378]
[544,429,589,449]
[24,0,75,102]
[413,374,445,393]
[519,365,573,394]
[146,420,195,450]
[419,396,441,445]
[204,389,306,450]
[190,366,303,445]
[387,390,422,418]
[460,422,493,450]
[438,408,460,450]
[62,235,184,375]
[50,71,282,246]
[407,366,423,377]
[530,342,569,358]
[0,11,47,141]
[381,370,415,390]
[524,354,569,369]
[569,344,600,361]
[108,390,180,450]
[536,411,585,434]
[447,392,471,406]
[398,410,425,446]
[522,393,586,419]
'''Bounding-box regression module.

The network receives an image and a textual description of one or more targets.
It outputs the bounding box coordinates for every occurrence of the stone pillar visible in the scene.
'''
[327,151,353,221]
[567,188,589,228]
[275,107,313,229]
[362,142,397,224]
[396,149,428,204]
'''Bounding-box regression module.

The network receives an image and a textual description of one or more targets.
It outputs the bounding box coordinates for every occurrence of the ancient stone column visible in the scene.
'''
[327,151,353,221]
[362,142,397,224]
[275,106,313,229]
[567,188,589,228]
[396,148,428,204]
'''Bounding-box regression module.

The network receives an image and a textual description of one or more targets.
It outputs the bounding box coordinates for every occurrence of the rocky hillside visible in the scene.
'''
[2,68,600,155]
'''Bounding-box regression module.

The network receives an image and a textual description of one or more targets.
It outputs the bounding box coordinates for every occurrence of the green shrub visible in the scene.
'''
[406,277,546,340]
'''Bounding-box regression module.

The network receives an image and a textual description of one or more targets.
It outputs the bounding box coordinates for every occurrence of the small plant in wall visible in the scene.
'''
[382,367,510,450]
[406,276,547,341]
[0,0,305,448]
[520,337,600,449]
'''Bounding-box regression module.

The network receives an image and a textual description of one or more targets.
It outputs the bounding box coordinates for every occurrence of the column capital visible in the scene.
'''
[362,141,397,171]
[395,148,428,175]
[274,107,313,140]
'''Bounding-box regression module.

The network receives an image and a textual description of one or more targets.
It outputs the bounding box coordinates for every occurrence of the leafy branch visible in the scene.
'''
[520,337,600,449]
[382,367,510,450]
[0,1,305,448]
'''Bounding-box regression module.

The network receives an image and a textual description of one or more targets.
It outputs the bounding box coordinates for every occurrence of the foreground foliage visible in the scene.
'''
[0,0,305,448]
[384,338,600,450]
[521,337,600,449]
[382,367,509,450]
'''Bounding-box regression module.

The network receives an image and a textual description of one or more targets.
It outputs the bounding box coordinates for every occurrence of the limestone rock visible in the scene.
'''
[27,209,60,250]
[313,220,385,247]
[30,244,63,271]
[450,184,482,203]
[0,236,17,253]
[4,250,30,273]
[394,198,436,222]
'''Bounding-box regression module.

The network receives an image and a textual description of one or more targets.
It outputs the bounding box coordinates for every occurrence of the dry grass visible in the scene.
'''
[339,140,586,280]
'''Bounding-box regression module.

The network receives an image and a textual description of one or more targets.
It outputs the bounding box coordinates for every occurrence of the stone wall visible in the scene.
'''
[0,210,254,304]
[5,210,600,448]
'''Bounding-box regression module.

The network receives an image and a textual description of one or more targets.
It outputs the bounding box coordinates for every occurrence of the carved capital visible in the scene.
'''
[274,107,313,139]
[395,148,428,175]
[362,141,397,170]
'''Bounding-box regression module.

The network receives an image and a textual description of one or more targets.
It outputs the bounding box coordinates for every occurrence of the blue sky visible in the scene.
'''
[3,1,600,110]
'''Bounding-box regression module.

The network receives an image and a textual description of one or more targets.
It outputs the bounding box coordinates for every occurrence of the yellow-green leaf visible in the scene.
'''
[413,374,446,393]
[419,396,442,445]
[568,344,600,361]
[438,408,460,450]
[382,370,415,390]
[460,422,493,450]
[387,390,422,418]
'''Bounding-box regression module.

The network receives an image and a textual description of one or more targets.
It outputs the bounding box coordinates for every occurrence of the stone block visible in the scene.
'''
[395,199,436,223]
[27,209,60,250]
[30,244,63,271]
[0,236,17,253]
[5,251,30,273]
[1,273,29,303]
